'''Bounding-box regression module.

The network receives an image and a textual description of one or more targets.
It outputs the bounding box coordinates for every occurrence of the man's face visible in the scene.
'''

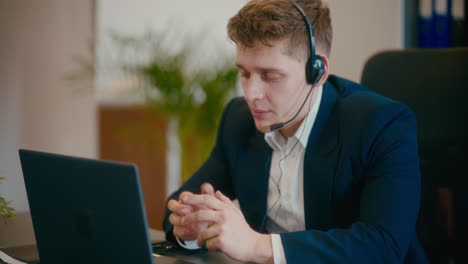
[235,39,311,135]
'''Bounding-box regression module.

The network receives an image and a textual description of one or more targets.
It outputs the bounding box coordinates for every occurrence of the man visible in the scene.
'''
[164,0,427,263]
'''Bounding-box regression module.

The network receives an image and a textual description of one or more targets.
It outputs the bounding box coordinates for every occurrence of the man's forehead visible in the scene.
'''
[235,49,305,74]
[235,40,306,66]
[236,38,287,52]
[235,44,284,65]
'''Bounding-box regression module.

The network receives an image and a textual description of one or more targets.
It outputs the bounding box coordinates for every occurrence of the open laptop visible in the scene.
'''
[18,149,191,264]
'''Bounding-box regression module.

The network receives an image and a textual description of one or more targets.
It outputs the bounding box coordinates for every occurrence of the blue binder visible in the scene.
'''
[451,0,465,46]
[419,0,435,47]
[433,0,452,48]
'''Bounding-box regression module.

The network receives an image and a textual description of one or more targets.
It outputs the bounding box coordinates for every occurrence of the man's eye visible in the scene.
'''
[240,71,250,78]
[263,72,282,81]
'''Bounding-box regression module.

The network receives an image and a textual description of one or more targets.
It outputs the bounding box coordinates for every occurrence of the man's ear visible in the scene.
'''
[316,55,329,87]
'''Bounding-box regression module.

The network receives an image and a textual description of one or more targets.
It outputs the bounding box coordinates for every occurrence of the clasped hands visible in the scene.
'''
[167,183,273,263]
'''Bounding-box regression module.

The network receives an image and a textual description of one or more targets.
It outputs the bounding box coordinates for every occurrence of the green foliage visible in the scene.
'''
[142,53,191,117]
[197,67,239,130]
[0,177,15,220]
[140,52,238,181]
[139,48,239,129]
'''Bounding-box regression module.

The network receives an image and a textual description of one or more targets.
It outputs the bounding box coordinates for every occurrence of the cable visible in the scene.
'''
[260,88,315,232]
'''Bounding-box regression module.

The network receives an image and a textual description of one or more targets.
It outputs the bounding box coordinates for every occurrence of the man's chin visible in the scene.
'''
[253,121,271,134]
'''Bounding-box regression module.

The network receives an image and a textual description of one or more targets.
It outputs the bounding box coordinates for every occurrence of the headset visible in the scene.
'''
[288,0,325,85]
[268,0,325,132]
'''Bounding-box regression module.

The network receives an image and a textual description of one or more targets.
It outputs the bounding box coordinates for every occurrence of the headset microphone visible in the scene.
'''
[268,0,325,132]
[269,85,315,131]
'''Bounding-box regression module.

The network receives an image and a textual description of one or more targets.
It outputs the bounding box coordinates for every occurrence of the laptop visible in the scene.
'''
[18,149,191,264]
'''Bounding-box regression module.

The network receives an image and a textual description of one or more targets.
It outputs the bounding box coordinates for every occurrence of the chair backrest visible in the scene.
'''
[361,48,468,264]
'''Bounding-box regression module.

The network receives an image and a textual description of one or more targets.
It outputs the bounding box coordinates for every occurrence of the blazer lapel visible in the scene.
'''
[304,83,341,230]
[236,130,272,232]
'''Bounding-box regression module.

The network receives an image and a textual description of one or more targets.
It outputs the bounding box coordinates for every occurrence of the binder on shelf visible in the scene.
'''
[433,0,452,48]
[451,0,465,46]
[465,0,468,45]
[418,0,435,48]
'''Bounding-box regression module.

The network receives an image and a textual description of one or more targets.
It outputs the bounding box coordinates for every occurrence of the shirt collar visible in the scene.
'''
[265,85,323,151]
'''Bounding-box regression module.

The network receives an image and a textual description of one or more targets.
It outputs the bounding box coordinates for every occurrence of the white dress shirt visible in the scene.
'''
[264,85,322,264]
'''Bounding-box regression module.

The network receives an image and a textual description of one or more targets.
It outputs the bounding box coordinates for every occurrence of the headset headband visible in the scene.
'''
[287,0,316,59]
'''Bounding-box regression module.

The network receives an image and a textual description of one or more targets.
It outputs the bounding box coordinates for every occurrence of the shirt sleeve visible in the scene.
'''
[271,234,287,264]
[175,236,202,250]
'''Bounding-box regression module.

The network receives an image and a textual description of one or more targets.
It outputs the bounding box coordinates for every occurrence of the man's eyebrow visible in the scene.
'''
[235,63,245,70]
[235,63,285,73]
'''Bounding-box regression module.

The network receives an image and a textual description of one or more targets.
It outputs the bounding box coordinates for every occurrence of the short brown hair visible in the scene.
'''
[227,0,332,59]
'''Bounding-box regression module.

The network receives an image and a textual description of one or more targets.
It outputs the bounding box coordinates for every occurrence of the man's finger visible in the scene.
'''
[215,190,231,203]
[178,191,195,202]
[182,209,223,225]
[201,183,215,196]
[168,213,183,226]
[181,193,224,210]
[168,199,193,215]
[205,236,223,252]
[173,226,196,241]
[197,224,221,247]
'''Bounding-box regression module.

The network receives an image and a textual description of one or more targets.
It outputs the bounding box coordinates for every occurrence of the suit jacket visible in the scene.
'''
[163,75,428,263]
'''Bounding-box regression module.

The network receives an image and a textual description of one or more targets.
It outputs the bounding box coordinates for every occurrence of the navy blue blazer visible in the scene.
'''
[163,75,427,263]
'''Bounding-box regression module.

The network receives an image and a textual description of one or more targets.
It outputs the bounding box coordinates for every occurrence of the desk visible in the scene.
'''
[0,229,243,264]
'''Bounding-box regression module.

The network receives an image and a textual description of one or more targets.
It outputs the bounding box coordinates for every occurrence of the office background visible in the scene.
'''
[0,0,460,248]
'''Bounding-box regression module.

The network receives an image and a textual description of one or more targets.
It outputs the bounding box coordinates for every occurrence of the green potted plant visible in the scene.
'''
[0,177,15,221]
[140,57,238,181]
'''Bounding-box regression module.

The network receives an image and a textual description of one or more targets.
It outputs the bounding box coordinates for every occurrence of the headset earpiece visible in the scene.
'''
[306,55,325,85]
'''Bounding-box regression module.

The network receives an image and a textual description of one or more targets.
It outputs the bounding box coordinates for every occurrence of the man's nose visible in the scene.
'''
[243,77,265,102]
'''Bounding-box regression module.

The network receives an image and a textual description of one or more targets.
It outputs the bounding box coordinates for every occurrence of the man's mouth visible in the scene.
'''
[251,108,271,119]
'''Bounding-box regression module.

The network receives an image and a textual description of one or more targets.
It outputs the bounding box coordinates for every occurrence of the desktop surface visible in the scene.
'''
[0,230,243,264]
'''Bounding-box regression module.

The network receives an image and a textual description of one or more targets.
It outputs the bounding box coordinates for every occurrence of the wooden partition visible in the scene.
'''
[99,105,168,230]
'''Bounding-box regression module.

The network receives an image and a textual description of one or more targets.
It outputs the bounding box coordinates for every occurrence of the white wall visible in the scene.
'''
[328,0,403,81]
[0,0,96,247]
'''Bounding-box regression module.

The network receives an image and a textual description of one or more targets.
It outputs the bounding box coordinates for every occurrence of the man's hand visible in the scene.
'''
[181,191,273,263]
[167,183,215,241]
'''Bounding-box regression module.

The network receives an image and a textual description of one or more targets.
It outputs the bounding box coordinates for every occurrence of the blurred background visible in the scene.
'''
[0,1,466,261]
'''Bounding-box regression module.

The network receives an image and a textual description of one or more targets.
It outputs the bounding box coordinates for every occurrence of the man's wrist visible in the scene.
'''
[251,234,273,264]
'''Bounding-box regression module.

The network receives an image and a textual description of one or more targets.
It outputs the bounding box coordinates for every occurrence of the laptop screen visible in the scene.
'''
[19,149,155,264]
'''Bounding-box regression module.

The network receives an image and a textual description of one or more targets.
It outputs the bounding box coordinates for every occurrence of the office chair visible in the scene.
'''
[361,48,468,264]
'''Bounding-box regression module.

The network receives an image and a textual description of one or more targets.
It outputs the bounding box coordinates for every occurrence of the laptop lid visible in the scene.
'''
[18,149,155,264]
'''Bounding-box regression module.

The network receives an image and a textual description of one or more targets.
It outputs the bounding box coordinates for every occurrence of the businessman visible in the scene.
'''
[164,0,427,263]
